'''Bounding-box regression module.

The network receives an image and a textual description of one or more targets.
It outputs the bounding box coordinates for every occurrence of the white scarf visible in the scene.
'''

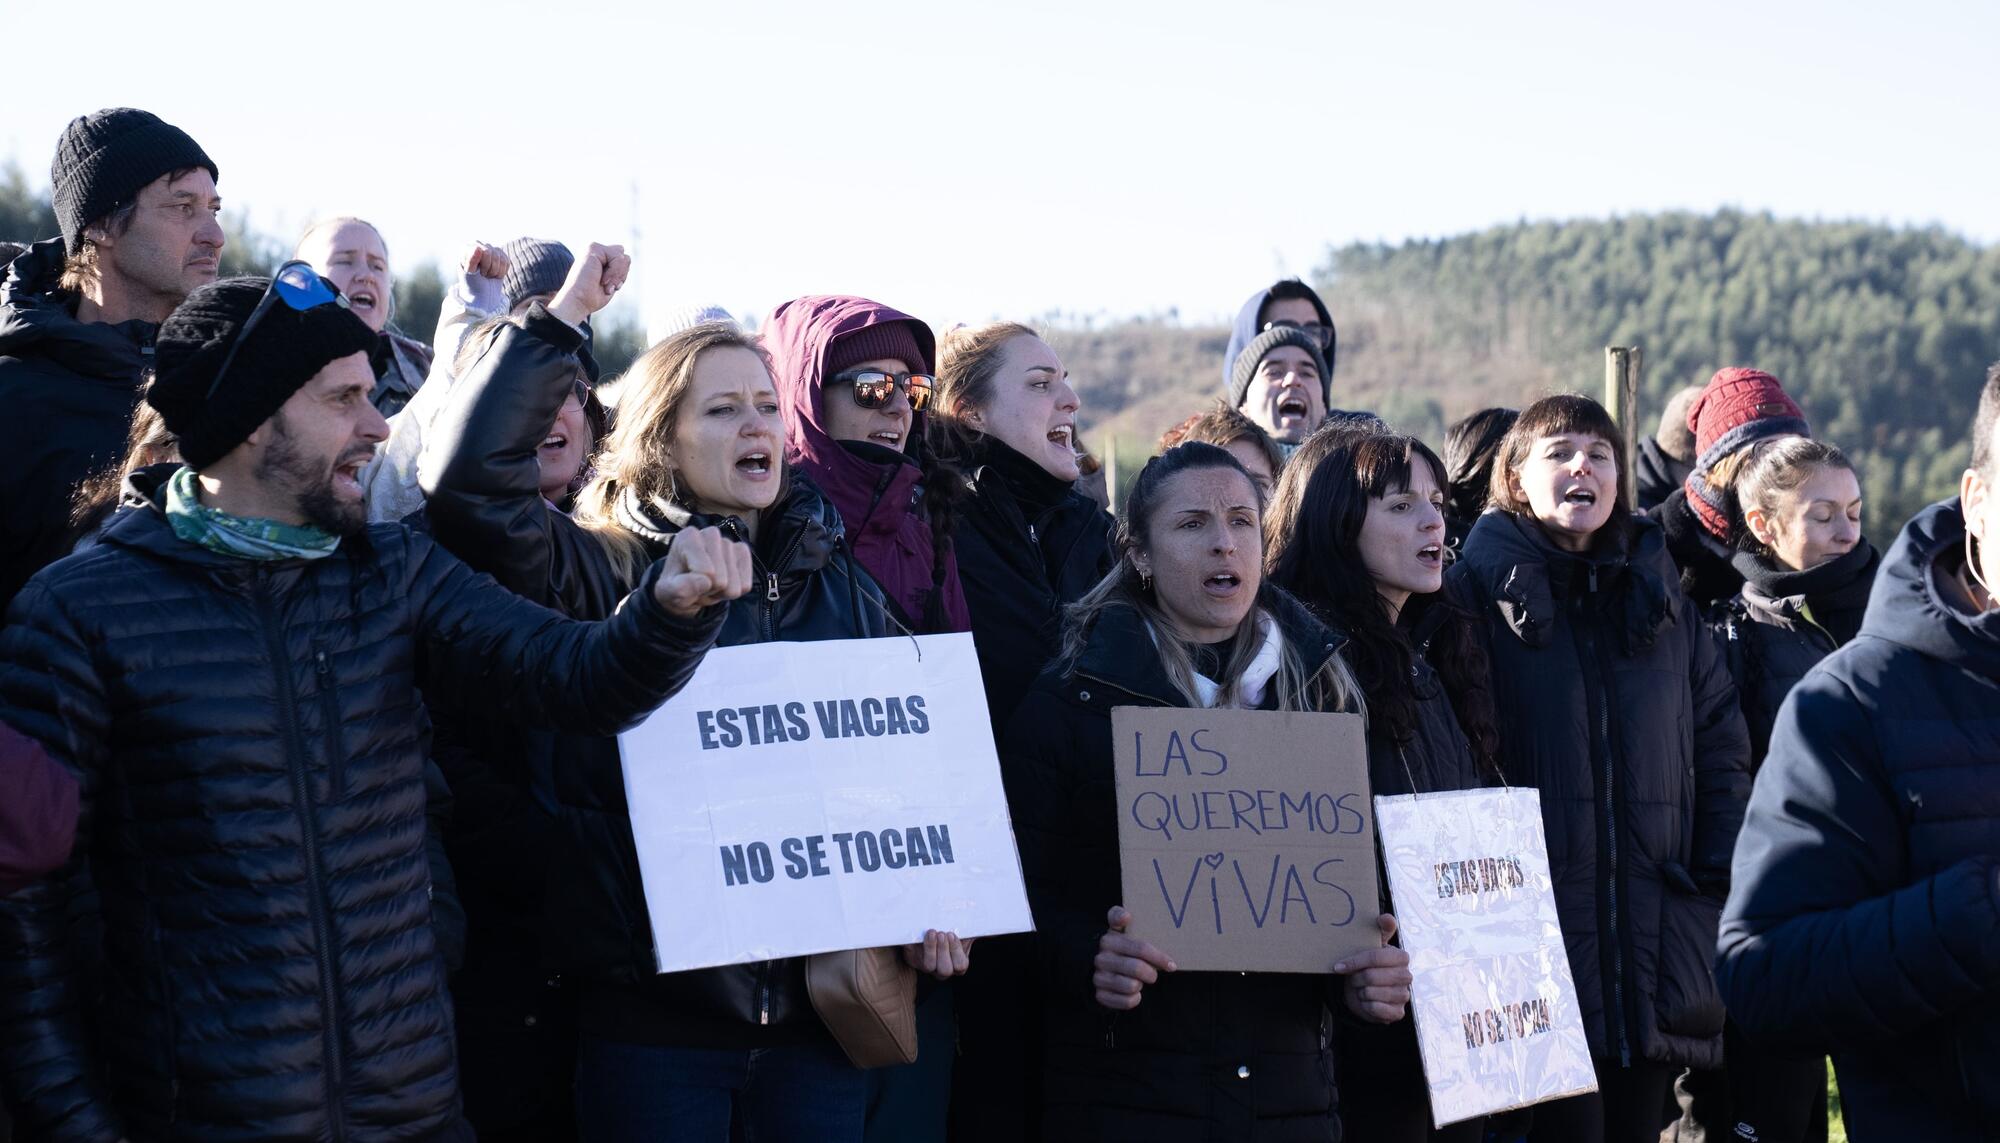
[1152,610,1286,709]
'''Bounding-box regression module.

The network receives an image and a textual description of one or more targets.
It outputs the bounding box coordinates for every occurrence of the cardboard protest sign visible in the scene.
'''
[618,633,1033,974]
[1375,787,1597,1126]
[1111,706,1378,973]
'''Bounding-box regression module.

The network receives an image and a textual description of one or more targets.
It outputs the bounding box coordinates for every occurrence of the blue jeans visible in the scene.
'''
[574,1034,866,1143]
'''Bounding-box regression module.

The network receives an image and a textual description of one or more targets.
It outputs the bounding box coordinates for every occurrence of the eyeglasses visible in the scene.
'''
[829,369,934,412]
[203,260,351,400]
[1261,319,1335,352]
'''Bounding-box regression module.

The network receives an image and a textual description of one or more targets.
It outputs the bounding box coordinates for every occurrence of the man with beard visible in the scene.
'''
[0,257,753,1141]
[0,107,222,611]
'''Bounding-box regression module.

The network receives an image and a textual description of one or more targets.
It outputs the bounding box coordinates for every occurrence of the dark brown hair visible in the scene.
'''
[1266,429,1500,774]
[1160,401,1283,477]
[1488,394,1633,538]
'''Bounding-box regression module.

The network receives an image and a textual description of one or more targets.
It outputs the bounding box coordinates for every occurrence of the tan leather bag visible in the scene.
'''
[805,946,919,1068]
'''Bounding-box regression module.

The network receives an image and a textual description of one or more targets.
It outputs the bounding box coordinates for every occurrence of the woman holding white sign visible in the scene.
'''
[1447,395,1751,1143]
[1265,429,1502,1143]
[421,249,972,1143]
[1004,441,1411,1142]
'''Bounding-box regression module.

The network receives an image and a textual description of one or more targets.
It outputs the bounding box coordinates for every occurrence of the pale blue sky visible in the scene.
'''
[6,0,1995,334]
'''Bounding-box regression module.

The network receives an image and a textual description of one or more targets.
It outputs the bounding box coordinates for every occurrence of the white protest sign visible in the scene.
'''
[618,632,1034,974]
[1374,787,1597,1126]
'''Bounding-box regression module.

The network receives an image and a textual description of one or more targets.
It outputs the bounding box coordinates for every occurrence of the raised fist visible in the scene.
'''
[549,242,631,327]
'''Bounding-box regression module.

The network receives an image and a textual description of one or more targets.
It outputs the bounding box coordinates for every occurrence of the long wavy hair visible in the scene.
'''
[572,322,777,587]
[1266,429,1500,774]
[1056,442,1361,713]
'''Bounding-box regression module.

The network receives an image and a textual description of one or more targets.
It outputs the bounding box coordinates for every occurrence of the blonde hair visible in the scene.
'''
[572,321,773,585]
[933,321,1041,458]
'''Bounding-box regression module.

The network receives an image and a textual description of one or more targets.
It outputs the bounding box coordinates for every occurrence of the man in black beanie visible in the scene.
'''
[0,258,753,1141]
[0,107,223,611]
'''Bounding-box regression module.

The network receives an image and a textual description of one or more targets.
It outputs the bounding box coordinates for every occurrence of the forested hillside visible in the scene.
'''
[1056,211,2000,532]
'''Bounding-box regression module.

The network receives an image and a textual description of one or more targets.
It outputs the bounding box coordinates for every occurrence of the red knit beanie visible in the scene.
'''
[1683,367,1809,539]
[824,321,930,380]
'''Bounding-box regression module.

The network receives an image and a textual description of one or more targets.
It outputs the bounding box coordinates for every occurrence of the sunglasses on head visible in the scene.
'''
[1261,318,1334,351]
[204,260,350,400]
[829,369,934,412]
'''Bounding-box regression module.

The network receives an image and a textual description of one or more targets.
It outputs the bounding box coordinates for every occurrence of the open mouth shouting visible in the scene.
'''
[538,429,570,459]
[735,450,773,480]
[1416,542,1443,570]
[332,448,374,500]
[1562,486,1597,507]
[1202,570,1245,599]
[347,288,379,320]
[1047,423,1074,452]
[1276,394,1311,423]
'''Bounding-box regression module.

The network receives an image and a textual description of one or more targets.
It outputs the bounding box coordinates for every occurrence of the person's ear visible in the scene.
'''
[1129,552,1151,580]
[1506,466,1529,508]
[1744,504,1779,549]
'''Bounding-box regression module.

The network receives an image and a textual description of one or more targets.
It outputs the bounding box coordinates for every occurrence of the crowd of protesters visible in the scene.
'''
[0,106,1993,1143]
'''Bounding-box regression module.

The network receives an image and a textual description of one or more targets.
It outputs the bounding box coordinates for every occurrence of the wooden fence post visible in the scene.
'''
[1604,347,1642,508]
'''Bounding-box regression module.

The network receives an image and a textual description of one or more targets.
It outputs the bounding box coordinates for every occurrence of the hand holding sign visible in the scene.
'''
[653,526,753,617]
[901,930,975,981]
[549,241,630,326]
[1336,913,1412,1024]
[1093,906,1177,1011]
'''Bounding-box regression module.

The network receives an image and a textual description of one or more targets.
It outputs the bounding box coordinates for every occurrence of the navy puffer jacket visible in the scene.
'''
[1448,510,1751,1070]
[0,471,723,1143]
[1718,499,2000,1141]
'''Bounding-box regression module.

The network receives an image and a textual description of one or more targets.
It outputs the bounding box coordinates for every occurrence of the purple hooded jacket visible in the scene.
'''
[766,295,971,633]
[0,719,78,893]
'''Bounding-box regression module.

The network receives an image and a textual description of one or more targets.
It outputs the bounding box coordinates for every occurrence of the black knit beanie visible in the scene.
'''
[1227,325,1331,411]
[51,108,217,256]
[148,276,378,469]
[502,238,575,312]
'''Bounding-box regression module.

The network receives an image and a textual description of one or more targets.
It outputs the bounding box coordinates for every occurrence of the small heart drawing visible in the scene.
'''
[1203,852,1225,869]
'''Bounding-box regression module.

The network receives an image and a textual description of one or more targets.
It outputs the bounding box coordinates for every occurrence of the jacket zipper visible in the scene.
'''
[1576,567,1631,1068]
[312,642,347,798]
[758,962,771,1024]
[256,579,349,1141]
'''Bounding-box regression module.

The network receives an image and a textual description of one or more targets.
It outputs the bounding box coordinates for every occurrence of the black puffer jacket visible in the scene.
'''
[419,311,891,1043]
[1448,509,1751,1070]
[1709,541,1878,767]
[1003,589,1356,1142]
[953,439,1116,729]
[0,238,152,611]
[1719,500,2000,1141]
[0,470,724,1143]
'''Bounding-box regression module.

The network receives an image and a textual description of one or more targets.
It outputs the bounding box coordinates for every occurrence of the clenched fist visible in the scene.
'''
[464,241,510,281]
[652,526,753,617]
[549,242,631,327]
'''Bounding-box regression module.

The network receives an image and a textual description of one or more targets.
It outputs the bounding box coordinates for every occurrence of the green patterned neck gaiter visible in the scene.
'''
[164,465,341,561]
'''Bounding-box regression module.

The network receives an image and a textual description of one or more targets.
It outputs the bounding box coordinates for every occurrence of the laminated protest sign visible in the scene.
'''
[1375,787,1597,1126]
[1111,707,1378,972]
[618,633,1034,974]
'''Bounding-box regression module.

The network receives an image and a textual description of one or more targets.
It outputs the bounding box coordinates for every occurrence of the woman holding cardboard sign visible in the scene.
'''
[1265,429,1501,1143]
[420,247,972,1143]
[1003,441,1410,1142]
[1446,396,1751,1143]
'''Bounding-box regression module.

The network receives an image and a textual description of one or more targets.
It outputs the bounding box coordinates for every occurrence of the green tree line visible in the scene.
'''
[1056,210,1998,534]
